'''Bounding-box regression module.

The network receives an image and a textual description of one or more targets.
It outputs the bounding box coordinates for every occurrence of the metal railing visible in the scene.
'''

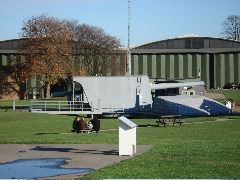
[12,100,30,112]
[30,100,92,112]
[30,100,146,114]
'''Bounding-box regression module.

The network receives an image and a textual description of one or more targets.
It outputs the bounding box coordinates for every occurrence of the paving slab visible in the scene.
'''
[0,144,152,179]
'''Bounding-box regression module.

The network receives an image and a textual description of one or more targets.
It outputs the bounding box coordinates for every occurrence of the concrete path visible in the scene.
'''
[0,144,152,179]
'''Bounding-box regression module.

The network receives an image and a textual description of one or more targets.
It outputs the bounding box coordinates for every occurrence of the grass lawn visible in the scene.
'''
[0,112,240,178]
[223,90,240,103]
[207,89,240,104]
[0,99,30,108]
[0,99,71,113]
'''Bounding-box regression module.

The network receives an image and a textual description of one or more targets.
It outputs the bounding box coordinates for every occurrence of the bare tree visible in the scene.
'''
[16,15,121,99]
[73,23,121,76]
[222,15,240,41]
[19,14,74,98]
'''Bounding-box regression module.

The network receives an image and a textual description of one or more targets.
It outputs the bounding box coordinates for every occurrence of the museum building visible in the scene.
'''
[131,37,240,89]
[1,37,240,99]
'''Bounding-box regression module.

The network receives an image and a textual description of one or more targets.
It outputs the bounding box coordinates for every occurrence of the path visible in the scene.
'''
[0,144,152,179]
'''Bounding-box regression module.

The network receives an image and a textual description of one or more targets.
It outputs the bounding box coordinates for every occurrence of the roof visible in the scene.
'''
[130,47,240,54]
[0,50,18,54]
[132,37,240,53]
[0,38,127,55]
[118,116,137,128]
[0,39,25,51]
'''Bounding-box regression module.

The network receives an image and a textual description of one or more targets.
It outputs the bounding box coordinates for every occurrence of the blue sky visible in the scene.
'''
[0,0,240,46]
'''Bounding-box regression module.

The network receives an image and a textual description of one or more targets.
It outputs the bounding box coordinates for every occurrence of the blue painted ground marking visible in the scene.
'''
[0,158,95,179]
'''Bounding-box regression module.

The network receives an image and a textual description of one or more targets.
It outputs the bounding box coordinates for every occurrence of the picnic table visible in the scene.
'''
[156,115,183,127]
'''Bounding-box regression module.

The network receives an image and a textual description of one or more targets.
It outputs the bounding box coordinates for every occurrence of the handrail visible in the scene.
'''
[30,100,92,112]
[30,100,127,113]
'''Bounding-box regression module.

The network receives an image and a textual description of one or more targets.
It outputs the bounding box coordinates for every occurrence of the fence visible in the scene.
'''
[29,100,142,115]
[30,100,92,112]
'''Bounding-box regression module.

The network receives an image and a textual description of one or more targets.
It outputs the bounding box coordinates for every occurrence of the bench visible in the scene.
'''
[71,128,92,134]
[156,115,183,127]
[78,129,92,134]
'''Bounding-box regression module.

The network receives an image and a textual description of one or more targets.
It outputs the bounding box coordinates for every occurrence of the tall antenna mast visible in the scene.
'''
[127,0,131,75]
[128,0,131,49]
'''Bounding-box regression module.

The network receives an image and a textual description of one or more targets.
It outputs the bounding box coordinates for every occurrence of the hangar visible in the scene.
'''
[1,37,240,100]
[130,37,240,89]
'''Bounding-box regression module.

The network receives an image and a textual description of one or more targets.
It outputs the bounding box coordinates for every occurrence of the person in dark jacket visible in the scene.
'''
[90,115,100,133]
[72,116,80,133]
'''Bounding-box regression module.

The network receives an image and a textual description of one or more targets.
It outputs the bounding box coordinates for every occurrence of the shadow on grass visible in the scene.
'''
[137,124,161,128]
[34,132,60,135]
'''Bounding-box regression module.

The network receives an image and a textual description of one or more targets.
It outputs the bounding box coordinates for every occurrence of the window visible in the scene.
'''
[1,55,8,66]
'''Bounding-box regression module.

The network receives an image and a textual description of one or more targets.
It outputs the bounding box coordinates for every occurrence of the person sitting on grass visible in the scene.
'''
[78,117,88,131]
[72,116,80,133]
[87,121,93,131]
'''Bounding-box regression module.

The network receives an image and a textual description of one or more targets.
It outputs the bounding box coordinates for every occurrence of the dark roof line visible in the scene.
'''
[0,38,27,43]
[131,48,240,54]
[133,37,240,49]
[0,50,18,54]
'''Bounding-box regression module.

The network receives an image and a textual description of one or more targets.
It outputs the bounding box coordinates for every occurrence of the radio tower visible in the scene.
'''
[127,0,131,75]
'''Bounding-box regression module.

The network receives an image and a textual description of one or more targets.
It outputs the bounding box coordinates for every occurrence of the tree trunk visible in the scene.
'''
[40,86,45,99]
[46,83,51,99]
[18,83,26,100]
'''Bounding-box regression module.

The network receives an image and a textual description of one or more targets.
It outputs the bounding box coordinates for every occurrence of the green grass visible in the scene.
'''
[0,99,30,107]
[207,89,240,104]
[0,99,71,112]
[0,112,118,144]
[0,100,31,112]
[88,117,240,179]
[0,112,240,178]
[223,90,240,103]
